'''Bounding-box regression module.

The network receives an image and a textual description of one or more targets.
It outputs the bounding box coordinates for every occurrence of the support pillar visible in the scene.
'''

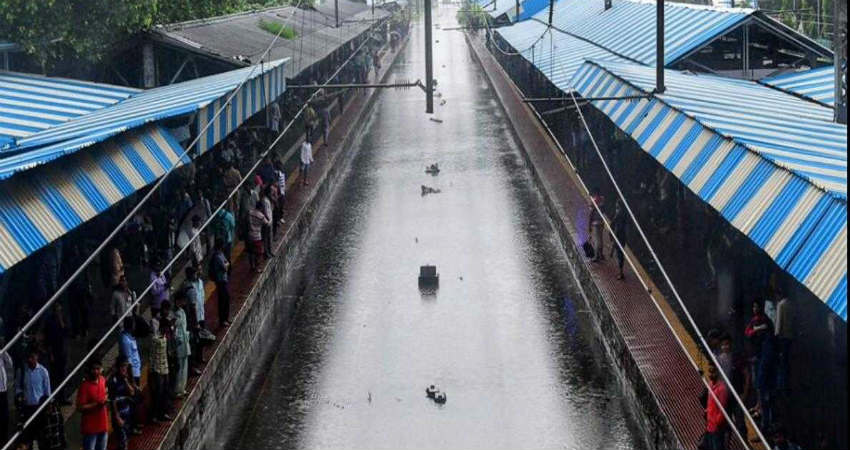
[142,42,156,88]
[424,0,434,113]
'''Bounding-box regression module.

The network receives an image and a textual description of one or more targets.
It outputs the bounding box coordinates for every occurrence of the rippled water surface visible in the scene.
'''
[230,8,646,450]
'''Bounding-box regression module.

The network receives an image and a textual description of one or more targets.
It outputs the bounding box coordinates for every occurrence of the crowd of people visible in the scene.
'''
[697,292,812,450]
[0,16,414,450]
[583,186,824,450]
[0,122,286,449]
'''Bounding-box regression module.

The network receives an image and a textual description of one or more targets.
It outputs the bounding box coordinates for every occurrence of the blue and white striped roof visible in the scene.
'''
[760,66,837,107]
[494,0,753,90]
[495,19,631,89]
[7,59,287,152]
[0,124,189,274]
[0,71,138,143]
[532,0,751,65]
[572,60,847,319]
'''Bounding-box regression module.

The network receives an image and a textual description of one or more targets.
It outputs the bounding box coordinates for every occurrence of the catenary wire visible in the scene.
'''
[567,90,771,450]
[0,6,392,450]
[0,0,308,359]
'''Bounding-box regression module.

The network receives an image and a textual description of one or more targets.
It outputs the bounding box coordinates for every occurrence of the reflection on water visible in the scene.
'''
[230,7,646,450]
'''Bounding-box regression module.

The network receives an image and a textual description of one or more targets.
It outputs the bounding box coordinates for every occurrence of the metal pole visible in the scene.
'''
[516,0,520,22]
[743,24,750,79]
[835,0,847,123]
[424,0,434,113]
[656,0,665,93]
[548,0,554,26]
[335,0,340,28]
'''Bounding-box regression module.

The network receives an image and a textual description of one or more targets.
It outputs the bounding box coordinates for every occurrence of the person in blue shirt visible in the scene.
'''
[118,317,142,385]
[16,350,51,448]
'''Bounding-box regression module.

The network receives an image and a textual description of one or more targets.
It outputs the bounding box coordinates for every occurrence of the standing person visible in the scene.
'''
[0,342,13,442]
[609,199,628,280]
[372,48,382,78]
[588,189,605,262]
[177,215,205,268]
[248,201,269,273]
[262,185,275,257]
[76,362,108,450]
[211,241,232,328]
[212,208,236,263]
[109,358,140,450]
[223,162,243,215]
[304,103,318,142]
[173,293,191,398]
[745,299,775,429]
[300,139,314,186]
[269,100,282,135]
[148,316,171,424]
[703,363,729,450]
[183,266,207,374]
[118,318,142,386]
[717,334,751,441]
[321,104,332,147]
[149,263,170,317]
[108,246,124,289]
[15,351,51,450]
[773,289,793,394]
[111,276,137,330]
[274,160,287,226]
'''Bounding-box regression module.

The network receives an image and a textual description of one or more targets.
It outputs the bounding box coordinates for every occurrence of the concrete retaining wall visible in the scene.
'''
[158,37,409,450]
[465,33,681,450]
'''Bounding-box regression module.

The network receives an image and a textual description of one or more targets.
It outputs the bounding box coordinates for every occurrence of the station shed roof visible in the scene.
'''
[151,1,390,78]
[571,59,846,319]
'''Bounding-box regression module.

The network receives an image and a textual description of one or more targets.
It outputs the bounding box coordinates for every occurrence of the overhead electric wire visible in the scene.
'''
[0,11,388,450]
[0,0,309,360]
[566,90,771,450]
[484,13,551,56]
[0,1,378,448]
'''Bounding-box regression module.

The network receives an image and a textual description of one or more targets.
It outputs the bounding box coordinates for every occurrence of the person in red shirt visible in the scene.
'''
[76,361,109,450]
[704,364,729,450]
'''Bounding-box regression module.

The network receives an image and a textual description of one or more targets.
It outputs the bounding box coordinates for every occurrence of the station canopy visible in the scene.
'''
[760,65,838,108]
[0,59,287,273]
[571,60,846,319]
[494,0,755,90]
[151,1,390,79]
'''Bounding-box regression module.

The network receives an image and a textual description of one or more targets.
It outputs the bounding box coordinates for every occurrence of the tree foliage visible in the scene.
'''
[456,2,487,30]
[0,0,291,70]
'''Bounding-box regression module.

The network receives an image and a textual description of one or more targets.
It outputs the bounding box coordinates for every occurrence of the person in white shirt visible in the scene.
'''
[274,160,287,226]
[177,215,205,267]
[774,288,793,392]
[300,140,314,186]
[269,101,282,134]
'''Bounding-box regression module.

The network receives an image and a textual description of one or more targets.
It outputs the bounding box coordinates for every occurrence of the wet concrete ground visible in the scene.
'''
[230,8,646,450]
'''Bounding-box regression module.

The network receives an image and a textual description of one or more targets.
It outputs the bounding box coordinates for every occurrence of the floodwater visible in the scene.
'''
[230,7,646,450]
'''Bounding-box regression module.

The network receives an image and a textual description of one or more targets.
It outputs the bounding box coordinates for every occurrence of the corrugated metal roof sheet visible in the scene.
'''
[0,124,189,274]
[0,59,286,178]
[155,3,388,78]
[571,60,846,319]
[494,0,753,90]
[0,71,139,143]
[495,20,631,90]
[555,0,751,65]
[760,66,836,107]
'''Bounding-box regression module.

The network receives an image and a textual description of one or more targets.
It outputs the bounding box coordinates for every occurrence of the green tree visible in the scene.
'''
[0,0,292,70]
[0,0,158,69]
